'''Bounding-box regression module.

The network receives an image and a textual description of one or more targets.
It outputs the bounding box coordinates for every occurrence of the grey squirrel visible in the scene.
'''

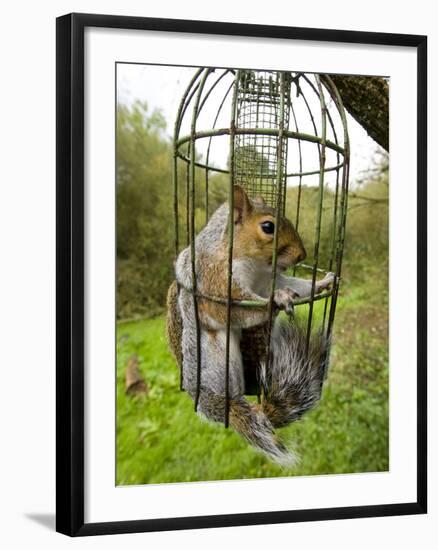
[166,186,335,465]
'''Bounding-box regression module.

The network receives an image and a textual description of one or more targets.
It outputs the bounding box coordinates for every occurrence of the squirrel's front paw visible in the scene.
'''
[274,288,297,315]
[316,272,336,293]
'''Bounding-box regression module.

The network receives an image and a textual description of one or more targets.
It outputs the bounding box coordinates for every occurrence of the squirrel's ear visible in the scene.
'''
[252,196,266,206]
[233,185,252,224]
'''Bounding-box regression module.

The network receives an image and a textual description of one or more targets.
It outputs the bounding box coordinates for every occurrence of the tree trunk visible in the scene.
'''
[323,75,389,152]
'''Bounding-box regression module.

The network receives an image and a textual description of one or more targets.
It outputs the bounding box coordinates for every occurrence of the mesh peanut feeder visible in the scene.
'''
[172,68,350,426]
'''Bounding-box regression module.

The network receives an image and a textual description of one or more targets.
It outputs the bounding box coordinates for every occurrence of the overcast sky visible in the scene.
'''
[117,63,385,188]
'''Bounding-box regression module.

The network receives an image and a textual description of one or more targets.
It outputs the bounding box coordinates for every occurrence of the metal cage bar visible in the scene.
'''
[173,68,204,391]
[305,75,328,352]
[176,128,345,155]
[189,69,213,412]
[265,72,287,376]
[224,71,240,427]
[322,75,351,344]
[290,83,303,277]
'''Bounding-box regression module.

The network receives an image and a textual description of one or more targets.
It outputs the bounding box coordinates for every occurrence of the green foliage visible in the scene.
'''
[343,178,389,284]
[117,101,174,318]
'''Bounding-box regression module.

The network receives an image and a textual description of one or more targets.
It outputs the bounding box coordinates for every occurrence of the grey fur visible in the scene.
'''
[261,320,330,427]
[175,204,228,292]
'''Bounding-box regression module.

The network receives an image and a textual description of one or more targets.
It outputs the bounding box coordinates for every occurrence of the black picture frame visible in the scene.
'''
[56,12,427,537]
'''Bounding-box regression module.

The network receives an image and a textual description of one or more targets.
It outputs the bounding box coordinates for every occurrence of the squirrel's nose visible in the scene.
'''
[296,248,306,263]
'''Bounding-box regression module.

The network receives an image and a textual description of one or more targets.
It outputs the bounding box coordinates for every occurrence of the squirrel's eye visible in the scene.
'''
[260,221,275,235]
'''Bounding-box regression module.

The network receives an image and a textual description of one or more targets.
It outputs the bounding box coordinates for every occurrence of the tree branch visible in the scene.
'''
[349,193,388,203]
[323,75,389,152]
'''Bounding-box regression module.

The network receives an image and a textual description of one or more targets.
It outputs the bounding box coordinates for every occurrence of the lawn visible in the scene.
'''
[116,273,389,485]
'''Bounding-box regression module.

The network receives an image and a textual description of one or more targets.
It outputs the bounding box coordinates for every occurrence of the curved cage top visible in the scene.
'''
[174,70,348,194]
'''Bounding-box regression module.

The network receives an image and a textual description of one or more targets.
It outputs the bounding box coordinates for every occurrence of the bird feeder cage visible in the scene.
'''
[172,68,350,426]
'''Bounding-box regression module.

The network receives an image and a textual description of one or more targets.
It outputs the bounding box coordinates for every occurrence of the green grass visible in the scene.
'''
[116,276,388,485]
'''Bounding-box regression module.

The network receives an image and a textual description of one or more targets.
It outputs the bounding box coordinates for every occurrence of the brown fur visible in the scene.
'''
[232,186,306,269]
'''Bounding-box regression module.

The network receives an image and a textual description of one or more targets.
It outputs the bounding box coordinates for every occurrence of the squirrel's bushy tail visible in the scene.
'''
[196,390,298,467]
[261,319,330,429]
[196,320,330,466]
